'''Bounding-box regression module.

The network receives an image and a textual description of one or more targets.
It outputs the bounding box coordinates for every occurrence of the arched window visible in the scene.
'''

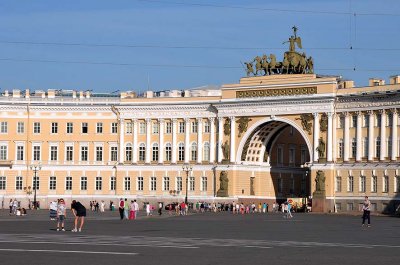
[165,143,172,162]
[125,143,132,162]
[139,143,146,162]
[203,142,210,161]
[152,143,159,162]
[190,142,197,161]
[178,143,185,162]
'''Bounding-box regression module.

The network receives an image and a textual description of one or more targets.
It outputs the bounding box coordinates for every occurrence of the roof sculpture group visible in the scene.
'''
[244,26,314,76]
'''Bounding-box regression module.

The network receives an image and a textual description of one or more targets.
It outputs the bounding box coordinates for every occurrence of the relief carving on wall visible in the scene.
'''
[237,117,252,137]
[296,113,313,135]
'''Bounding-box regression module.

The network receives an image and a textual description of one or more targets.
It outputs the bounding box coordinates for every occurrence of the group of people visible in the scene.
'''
[48,199,86,232]
[8,198,27,216]
[118,198,139,220]
[89,200,105,212]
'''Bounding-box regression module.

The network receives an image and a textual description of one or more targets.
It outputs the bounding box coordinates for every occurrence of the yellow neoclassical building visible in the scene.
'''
[1,73,400,213]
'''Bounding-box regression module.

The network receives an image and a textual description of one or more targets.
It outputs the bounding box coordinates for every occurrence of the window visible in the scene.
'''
[95,176,102,190]
[201,176,207,191]
[50,146,58,161]
[176,177,182,191]
[375,137,381,158]
[110,176,116,191]
[125,144,132,162]
[277,145,284,165]
[300,146,307,165]
[338,139,344,159]
[288,146,295,165]
[376,114,381,127]
[383,175,389,193]
[338,116,344,128]
[66,176,72,190]
[33,175,39,190]
[124,177,131,191]
[178,122,185,133]
[278,177,283,193]
[165,143,172,162]
[347,203,354,211]
[152,143,159,162]
[189,176,195,191]
[0,122,7,133]
[66,146,73,161]
[96,122,103,134]
[33,122,40,134]
[51,122,58,134]
[363,137,368,157]
[80,176,87,191]
[388,113,393,127]
[111,146,118,162]
[49,176,56,190]
[351,138,357,158]
[80,146,88,161]
[352,115,357,128]
[335,203,341,211]
[191,122,198,133]
[204,121,210,133]
[178,143,185,161]
[0,176,6,190]
[17,122,24,133]
[33,145,40,161]
[372,175,377,193]
[96,146,103,162]
[137,177,144,191]
[335,176,342,192]
[396,176,400,193]
[126,122,132,134]
[165,122,172,134]
[66,122,73,134]
[82,122,88,134]
[16,176,22,190]
[360,176,366,193]
[348,176,354,192]
[16,145,24,161]
[203,142,210,161]
[190,142,197,161]
[150,177,157,191]
[387,138,392,158]
[139,122,146,134]
[163,176,170,191]
[152,122,159,134]
[111,123,118,134]
[363,115,369,127]
[139,143,146,161]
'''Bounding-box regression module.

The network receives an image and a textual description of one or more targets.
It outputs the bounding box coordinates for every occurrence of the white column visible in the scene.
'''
[332,113,337,160]
[356,111,362,162]
[209,117,216,163]
[368,111,374,161]
[313,113,319,162]
[158,119,164,164]
[197,118,203,164]
[119,118,125,163]
[327,112,333,162]
[217,117,224,163]
[230,116,236,163]
[184,118,190,163]
[380,109,387,161]
[391,109,398,161]
[132,119,138,164]
[145,118,151,164]
[343,112,350,162]
[172,119,177,164]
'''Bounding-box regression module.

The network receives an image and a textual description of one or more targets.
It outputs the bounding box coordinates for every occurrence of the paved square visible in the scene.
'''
[0,210,399,265]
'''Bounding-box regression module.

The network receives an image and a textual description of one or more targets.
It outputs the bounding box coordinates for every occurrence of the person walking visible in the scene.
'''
[118,198,125,220]
[158,202,163,216]
[129,200,135,220]
[362,196,371,227]
[124,199,129,219]
[287,201,293,218]
[56,198,66,231]
[71,200,86,232]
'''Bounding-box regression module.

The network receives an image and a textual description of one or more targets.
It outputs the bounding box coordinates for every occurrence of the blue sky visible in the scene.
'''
[0,0,399,93]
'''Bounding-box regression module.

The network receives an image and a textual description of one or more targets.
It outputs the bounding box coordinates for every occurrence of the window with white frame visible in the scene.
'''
[360,176,366,193]
[348,176,354,192]
[387,138,392,158]
[66,146,73,161]
[190,142,197,161]
[50,146,58,161]
[16,145,24,161]
[178,122,185,133]
[111,146,118,162]
[178,143,185,161]
[338,139,344,159]
[137,176,143,191]
[363,137,368,157]
[66,122,73,134]
[383,175,389,193]
[33,175,39,190]
[80,146,88,161]
[375,137,381,158]
[95,176,102,190]
[17,122,24,134]
[124,177,131,191]
[335,176,342,192]
[165,122,172,134]
[371,175,377,193]
[191,121,198,133]
[152,143,159,162]
[363,115,369,127]
[163,176,170,191]
[152,122,159,134]
[51,122,58,134]
[165,143,172,161]
[125,144,132,162]
[49,176,56,190]
[203,142,210,161]
[96,122,103,134]
[0,176,6,190]
[351,138,357,158]
[33,145,40,161]
[0,121,7,133]
[110,176,116,191]
[189,176,195,191]
[139,122,146,134]
[201,176,207,191]
[33,122,40,134]
[66,176,72,190]
[80,176,87,190]
[204,121,210,133]
[81,122,88,134]
[176,177,182,191]
[351,115,357,128]
[150,177,157,191]
[111,122,118,134]
[126,122,132,134]
[376,114,381,127]
[16,176,22,190]
[96,146,103,162]
[139,143,146,161]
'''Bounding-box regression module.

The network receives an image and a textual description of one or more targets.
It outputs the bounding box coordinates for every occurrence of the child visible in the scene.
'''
[56,199,67,231]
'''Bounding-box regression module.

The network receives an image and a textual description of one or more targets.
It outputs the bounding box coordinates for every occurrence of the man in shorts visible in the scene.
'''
[56,198,67,231]
[71,200,86,232]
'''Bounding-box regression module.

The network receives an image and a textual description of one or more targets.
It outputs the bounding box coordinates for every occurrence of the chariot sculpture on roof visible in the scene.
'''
[243,26,314,76]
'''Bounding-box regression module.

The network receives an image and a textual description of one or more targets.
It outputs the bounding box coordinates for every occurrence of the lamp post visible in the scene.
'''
[182,164,193,204]
[30,163,41,210]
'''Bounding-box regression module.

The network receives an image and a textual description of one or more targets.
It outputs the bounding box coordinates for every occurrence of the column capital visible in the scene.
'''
[229,116,236,121]
[341,111,349,117]
[390,108,398,114]
[196,117,203,123]
[132,118,138,123]
[327,112,334,117]
[367,110,375,115]
[172,118,178,123]
[379,109,387,115]
[217,117,224,122]
[158,118,165,124]
[356,111,363,116]
[145,118,151,123]
[313,112,319,118]
[208,117,215,123]
[184,118,190,123]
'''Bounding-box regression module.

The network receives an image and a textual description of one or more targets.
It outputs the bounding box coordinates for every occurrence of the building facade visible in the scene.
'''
[0,74,400,213]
